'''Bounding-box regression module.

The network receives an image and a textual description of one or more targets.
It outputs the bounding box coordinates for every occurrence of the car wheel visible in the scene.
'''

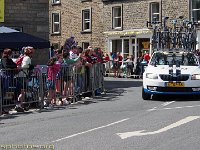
[142,88,151,100]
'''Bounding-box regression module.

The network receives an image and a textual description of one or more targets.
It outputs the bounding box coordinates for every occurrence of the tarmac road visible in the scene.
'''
[1,77,200,150]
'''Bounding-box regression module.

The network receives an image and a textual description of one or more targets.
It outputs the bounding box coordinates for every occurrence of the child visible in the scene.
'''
[62,52,81,104]
[46,57,60,108]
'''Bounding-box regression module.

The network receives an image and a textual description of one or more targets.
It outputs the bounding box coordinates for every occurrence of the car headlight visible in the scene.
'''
[191,74,200,80]
[146,73,158,79]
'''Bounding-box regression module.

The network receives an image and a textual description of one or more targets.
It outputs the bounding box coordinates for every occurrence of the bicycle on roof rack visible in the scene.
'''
[147,16,198,52]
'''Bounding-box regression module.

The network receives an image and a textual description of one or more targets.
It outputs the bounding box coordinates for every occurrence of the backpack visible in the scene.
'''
[15,55,24,66]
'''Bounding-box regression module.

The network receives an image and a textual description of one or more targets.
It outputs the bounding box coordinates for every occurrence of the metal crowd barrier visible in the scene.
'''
[0,63,105,115]
[0,67,43,115]
[104,60,144,79]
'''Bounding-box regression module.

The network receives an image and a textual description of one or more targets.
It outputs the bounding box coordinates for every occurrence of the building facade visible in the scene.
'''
[103,0,200,64]
[49,0,200,64]
[49,0,105,50]
[0,0,49,64]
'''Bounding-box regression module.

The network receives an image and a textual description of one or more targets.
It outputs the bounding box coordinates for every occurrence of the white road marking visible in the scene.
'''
[147,107,157,112]
[152,104,200,111]
[147,101,175,112]
[51,118,129,143]
[117,116,200,139]
[161,101,175,107]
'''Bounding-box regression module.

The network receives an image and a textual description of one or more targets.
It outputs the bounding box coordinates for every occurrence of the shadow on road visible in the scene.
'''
[104,80,142,90]
[0,78,143,119]
[151,94,200,102]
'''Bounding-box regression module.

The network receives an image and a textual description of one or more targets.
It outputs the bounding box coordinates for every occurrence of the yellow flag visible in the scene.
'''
[0,0,4,22]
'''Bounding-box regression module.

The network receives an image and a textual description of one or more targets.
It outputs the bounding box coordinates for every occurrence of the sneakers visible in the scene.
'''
[14,106,24,112]
[46,104,54,110]
[62,99,70,106]
[43,100,49,107]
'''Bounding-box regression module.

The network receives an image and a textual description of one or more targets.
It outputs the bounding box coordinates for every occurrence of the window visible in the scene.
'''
[112,39,122,53]
[52,0,61,4]
[82,8,91,32]
[191,0,200,21]
[81,0,92,2]
[82,42,90,50]
[112,6,122,29]
[52,12,60,34]
[150,2,160,22]
[123,39,129,59]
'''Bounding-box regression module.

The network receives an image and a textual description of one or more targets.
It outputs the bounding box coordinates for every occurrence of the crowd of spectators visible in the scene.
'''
[46,45,106,108]
[0,41,152,114]
[0,45,107,113]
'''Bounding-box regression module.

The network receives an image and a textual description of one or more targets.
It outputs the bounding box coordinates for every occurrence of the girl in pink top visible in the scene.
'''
[47,57,60,105]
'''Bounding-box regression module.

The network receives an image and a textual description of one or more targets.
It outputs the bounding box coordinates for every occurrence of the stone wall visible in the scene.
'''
[49,0,105,51]
[0,0,49,65]
[49,0,191,53]
[103,0,189,31]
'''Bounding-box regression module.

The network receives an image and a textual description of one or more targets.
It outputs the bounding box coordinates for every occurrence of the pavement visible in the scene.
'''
[1,77,142,117]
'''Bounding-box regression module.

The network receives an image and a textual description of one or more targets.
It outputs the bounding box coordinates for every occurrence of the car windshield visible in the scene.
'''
[150,51,199,66]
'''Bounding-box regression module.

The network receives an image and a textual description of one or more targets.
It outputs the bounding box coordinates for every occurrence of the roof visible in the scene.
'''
[0,26,50,49]
[0,26,19,33]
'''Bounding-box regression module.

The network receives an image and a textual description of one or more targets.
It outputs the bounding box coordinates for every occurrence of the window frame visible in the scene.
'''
[149,1,161,23]
[82,42,90,50]
[190,0,200,22]
[51,12,61,35]
[112,5,123,30]
[82,8,92,33]
[52,0,61,5]
[81,0,92,2]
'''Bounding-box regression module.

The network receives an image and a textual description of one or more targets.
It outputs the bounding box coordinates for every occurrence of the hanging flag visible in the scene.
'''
[0,0,4,22]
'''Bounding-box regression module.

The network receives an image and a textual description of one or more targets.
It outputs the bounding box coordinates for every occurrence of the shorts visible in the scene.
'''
[46,80,55,90]
[56,72,61,80]
[113,63,121,69]
[63,76,72,82]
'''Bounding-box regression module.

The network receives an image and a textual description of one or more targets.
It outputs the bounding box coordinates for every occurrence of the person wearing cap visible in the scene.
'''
[16,46,35,112]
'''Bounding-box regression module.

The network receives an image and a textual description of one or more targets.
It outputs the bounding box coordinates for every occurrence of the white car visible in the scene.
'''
[142,49,200,100]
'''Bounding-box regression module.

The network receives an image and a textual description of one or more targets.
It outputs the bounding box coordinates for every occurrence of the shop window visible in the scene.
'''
[191,0,200,22]
[82,42,90,50]
[82,8,92,32]
[52,12,60,34]
[124,39,129,59]
[112,6,122,29]
[149,2,160,22]
[112,39,122,53]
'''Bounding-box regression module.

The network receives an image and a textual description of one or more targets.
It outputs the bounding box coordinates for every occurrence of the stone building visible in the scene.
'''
[50,0,200,64]
[103,0,200,64]
[49,0,105,50]
[0,0,49,64]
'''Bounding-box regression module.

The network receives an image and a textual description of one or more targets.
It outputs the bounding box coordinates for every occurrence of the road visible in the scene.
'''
[1,77,200,150]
